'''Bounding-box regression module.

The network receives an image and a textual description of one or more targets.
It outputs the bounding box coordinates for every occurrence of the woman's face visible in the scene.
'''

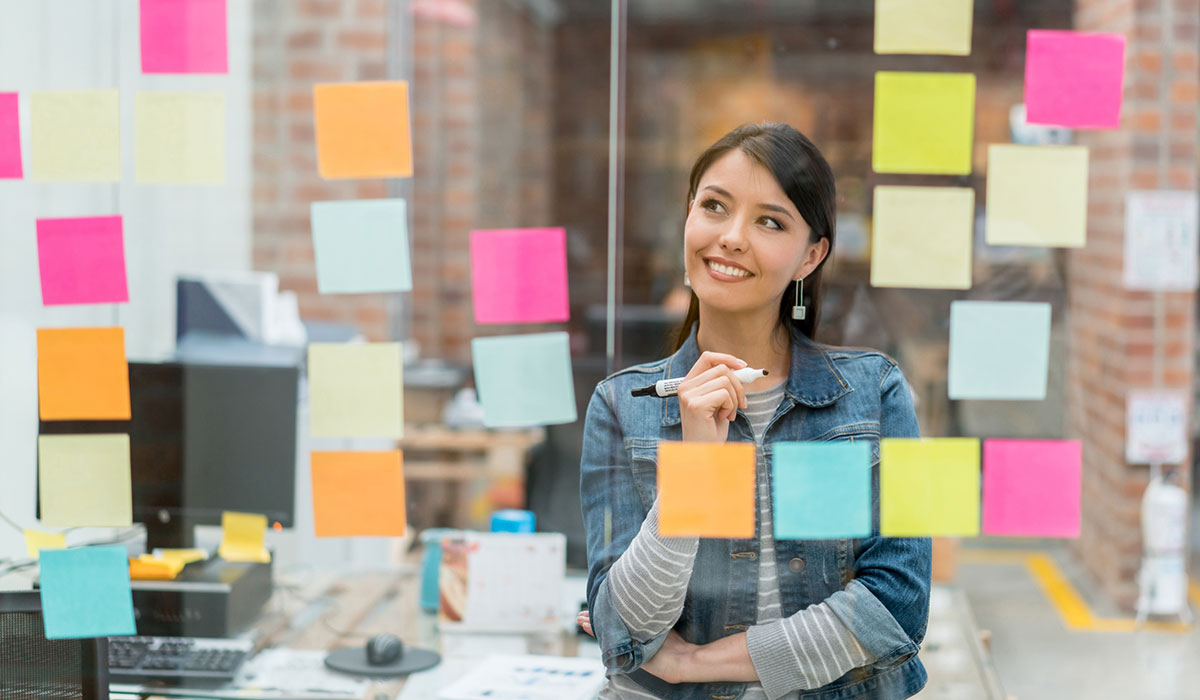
[684,149,828,316]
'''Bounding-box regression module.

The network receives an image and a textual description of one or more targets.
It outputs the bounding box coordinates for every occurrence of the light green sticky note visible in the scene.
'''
[875,0,973,55]
[948,301,1051,400]
[38,434,132,528]
[871,186,974,289]
[873,72,975,175]
[31,91,120,182]
[135,92,226,184]
[985,144,1089,247]
[308,342,404,438]
[880,437,980,537]
[472,332,576,428]
[311,199,413,294]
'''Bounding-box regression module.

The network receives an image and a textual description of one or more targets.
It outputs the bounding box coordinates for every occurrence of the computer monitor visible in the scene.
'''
[0,590,109,699]
[38,361,300,551]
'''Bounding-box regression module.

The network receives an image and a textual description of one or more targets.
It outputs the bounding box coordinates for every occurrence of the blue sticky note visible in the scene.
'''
[772,442,872,539]
[39,545,136,639]
[471,332,576,428]
[948,301,1051,400]
[311,199,413,294]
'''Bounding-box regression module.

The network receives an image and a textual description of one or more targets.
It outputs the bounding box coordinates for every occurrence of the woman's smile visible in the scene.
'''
[703,256,755,282]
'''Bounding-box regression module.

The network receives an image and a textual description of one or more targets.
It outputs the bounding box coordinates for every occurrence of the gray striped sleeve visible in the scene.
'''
[607,498,698,642]
[745,602,872,699]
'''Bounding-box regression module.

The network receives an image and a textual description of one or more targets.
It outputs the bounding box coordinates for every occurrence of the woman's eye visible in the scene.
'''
[760,216,783,230]
[700,198,726,214]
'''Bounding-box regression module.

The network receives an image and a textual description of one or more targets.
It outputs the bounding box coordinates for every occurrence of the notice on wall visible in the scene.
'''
[1126,389,1189,465]
[1123,190,1199,292]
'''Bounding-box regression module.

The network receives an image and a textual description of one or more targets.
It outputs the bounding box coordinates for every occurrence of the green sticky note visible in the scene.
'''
[772,442,872,540]
[311,199,413,294]
[39,545,136,639]
[880,438,980,537]
[985,144,1089,247]
[308,343,404,438]
[472,332,576,428]
[38,435,132,528]
[31,91,120,182]
[873,72,975,175]
[948,301,1051,400]
[871,186,975,289]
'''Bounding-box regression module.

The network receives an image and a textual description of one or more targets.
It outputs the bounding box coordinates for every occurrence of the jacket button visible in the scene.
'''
[788,558,805,573]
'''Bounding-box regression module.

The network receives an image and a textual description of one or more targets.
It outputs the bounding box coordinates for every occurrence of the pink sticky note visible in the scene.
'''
[140,0,228,74]
[470,227,570,324]
[982,439,1081,537]
[0,93,21,179]
[1025,30,1125,129]
[37,216,130,306]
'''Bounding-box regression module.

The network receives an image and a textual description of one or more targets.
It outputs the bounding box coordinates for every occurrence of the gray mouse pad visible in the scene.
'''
[324,646,441,677]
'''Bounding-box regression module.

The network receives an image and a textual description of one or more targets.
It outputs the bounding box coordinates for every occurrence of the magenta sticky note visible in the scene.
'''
[0,93,21,179]
[37,216,130,306]
[470,227,570,324]
[982,439,1081,538]
[140,0,228,74]
[1025,30,1125,129]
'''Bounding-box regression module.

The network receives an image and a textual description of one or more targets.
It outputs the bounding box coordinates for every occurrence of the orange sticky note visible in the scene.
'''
[657,442,755,538]
[311,451,407,538]
[313,81,413,179]
[37,327,130,420]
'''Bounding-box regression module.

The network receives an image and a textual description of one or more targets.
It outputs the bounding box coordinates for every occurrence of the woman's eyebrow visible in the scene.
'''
[701,185,796,221]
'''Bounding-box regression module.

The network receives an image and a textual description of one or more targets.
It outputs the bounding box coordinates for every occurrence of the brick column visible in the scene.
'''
[1067,0,1198,609]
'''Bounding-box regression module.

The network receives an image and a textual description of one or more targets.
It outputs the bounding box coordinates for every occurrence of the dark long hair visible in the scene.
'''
[673,122,837,351]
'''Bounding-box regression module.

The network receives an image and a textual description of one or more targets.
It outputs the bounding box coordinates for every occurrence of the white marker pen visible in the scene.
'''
[631,368,768,398]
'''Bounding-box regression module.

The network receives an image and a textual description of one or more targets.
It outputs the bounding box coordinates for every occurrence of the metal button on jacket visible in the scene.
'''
[788,558,806,573]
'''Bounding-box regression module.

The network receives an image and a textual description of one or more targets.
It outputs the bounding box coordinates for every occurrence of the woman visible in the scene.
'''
[578,123,931,700]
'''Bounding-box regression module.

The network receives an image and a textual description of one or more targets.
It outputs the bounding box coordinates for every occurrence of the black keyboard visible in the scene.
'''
[108,636,251,686]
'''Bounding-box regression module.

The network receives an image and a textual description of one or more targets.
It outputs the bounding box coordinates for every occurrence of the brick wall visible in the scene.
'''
[1067,0,1198,609]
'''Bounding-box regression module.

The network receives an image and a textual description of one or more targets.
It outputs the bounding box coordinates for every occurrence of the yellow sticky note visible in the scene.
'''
[880,438,980,537]
[875,0,973,55]
[218,511,271,563]
[308,343,404,438]
[156,548,208,566]
[130,554,185,580]
[24,529,66,560]
[38,434,132,528]
[873,72,975,175]
[135,92,226,184]
[657,442,755,539]
[871,186,974,289]
[31,90,120,182]
[985,144,1089,248]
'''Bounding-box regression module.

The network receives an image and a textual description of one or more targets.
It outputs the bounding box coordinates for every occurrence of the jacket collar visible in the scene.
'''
[661,322,853,427]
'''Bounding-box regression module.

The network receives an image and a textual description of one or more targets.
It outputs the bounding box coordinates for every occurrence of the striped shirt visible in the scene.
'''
[600,381,871,700]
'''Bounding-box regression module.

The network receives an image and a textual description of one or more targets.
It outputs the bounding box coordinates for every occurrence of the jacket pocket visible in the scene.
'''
[625,438,660,512]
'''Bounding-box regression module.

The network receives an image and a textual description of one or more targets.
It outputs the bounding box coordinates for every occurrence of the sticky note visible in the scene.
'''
[470,228,570,324]
[308,342,404,438]
[37,216,129,306]
[880,438,980,537]
[948,301,1051,400]
[24,529,66,560]
[311,451,407,537]
[1025,30,1125,129]
[37,327,131,420]
[38,435,132,528]
[471,332,576,428]
[985,144,1088,247]
[982,439,1081,537]
[312,199,413,293]
[218,511,271,563]
[156,548,208,565]
[140,0,228,74]
[658,441,755,538]
[874,0,973,55]
[129,555,185,580]
[135,92,226,184]
[0,92,21,178]
[39,545,136,639]
[871,186,974,289]
[30,91,120,182]
[873,72,975,175]
[772,442,871,540]
[314,82,413,179]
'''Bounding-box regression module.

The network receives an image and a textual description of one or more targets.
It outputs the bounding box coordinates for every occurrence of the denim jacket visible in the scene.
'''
[581,324,932,700]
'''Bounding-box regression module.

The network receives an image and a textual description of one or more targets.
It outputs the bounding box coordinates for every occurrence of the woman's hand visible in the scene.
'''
[677,351,748,443]
[577,611,697,685]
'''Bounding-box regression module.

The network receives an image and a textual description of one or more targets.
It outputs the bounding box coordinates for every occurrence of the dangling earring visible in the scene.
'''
[684,271,691,287]
[792,278,806,320]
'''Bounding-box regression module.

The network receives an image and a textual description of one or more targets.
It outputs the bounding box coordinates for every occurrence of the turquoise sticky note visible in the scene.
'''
[772,442,872,539]
[948,301,1051,400]
[311,199,412,294]
[471,332,576,427]
[39,545,136,639]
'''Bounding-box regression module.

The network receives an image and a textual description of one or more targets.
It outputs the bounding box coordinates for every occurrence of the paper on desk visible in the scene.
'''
[236,649,369,698]
[218,511,271,563]
[23,529,66,559]
[437,654,605,700]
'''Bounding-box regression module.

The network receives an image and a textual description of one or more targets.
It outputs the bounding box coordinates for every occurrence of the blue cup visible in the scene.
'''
[489,509,536,534]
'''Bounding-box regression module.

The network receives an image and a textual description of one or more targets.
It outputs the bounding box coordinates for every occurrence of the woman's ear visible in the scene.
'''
[803,237,830,276]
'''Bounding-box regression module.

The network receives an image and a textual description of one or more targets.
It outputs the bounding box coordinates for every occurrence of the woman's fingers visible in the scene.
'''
[576,611,594,636]
[682,375,740,423]
[684,351,747,381]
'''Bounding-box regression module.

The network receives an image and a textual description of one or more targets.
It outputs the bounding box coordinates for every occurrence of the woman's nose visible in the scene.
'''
[717,217,750,252]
